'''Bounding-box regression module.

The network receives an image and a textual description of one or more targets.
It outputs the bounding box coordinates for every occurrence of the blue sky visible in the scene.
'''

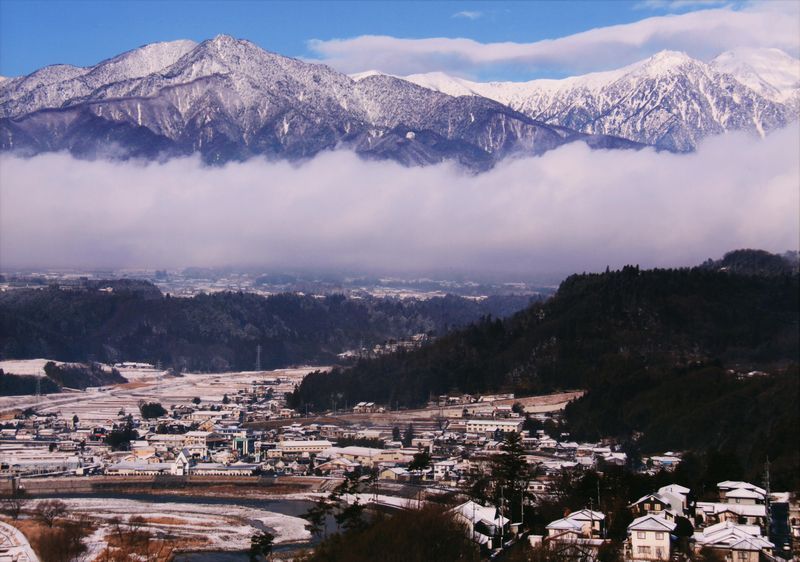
[0,0,755,79]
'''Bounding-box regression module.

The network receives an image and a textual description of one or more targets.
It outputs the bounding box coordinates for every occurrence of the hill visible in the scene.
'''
[292,262,798,406]
[0,281,534,372]
[699,248,798,276]
[289,255,799,486]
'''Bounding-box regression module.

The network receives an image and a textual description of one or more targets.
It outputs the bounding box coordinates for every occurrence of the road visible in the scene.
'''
[0,521,39,562]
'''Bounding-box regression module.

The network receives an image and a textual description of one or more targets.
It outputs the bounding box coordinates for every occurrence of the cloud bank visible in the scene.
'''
[1,126,798,276]
[308,3,800,77]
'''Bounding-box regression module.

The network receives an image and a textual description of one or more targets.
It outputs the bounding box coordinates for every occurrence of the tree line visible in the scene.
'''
[289,256,799,487]
[0,280,534,373]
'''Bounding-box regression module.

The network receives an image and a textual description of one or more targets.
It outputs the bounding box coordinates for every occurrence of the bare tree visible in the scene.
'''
[0,488,30,519]
[99,515,174,562]
[35,517,90,562]
[35,499,68,527]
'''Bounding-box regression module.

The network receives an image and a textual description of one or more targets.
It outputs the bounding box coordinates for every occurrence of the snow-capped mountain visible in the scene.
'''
[2,38,796,166]
[0,35,638,169]
[0,40,198,119]
[401,49,800,151]
[710,48,800,106]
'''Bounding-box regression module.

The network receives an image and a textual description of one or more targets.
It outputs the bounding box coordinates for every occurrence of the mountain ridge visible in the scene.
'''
[398,48,800,151]
[1,37,797,166]
[2,35,642,169]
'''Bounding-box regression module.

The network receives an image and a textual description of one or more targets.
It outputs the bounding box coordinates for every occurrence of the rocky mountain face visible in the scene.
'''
[0,35,638,170]
[1,38,797,166]
[402,49,800,152]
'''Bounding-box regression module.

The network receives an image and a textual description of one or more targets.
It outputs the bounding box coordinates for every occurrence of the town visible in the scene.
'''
[0,360,796,561]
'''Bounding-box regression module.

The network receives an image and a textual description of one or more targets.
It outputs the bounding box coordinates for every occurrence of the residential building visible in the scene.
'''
[450,500,510,550]
[693,521,774,561]
[626,513,676,561]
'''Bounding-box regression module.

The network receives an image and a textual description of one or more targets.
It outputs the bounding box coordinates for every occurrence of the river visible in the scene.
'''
[35,491,338,558]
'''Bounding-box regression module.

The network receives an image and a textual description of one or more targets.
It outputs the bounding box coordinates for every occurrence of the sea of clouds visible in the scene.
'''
[1,125,797,276]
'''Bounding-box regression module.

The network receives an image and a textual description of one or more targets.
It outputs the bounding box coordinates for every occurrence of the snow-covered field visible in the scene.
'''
[0,358,61,376]
[0,364,323,422]
[54,497,311,555]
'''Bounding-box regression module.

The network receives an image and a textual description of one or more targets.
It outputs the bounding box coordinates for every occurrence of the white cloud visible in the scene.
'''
[452,11,483,20]
[0,126,797,276]
[308,3,800,76]
[634,0,732,11]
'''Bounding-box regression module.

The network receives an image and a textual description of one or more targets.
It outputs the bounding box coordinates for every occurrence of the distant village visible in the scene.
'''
[0,363,797,561]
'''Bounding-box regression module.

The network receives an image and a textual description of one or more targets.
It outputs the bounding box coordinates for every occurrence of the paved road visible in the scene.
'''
[0,521,39,562]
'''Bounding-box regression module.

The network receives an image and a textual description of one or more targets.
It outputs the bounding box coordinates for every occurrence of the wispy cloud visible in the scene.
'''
[1,127,797,275]
[634,0,732,11]
[308,3,799,77]
[452,10,483,20]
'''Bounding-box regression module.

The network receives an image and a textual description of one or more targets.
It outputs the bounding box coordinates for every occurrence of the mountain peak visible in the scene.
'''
[89,39,198,79]
[711,47,800,103]
[639,50,694,73]
[209,34,241,45]
[350,70,388,81]
[205,34,258,52]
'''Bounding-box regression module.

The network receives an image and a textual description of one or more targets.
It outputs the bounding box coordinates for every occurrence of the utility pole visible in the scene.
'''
[764,457,772,539]
[500,485,505,548]
[472,501,476,544]
[597,479,602,510]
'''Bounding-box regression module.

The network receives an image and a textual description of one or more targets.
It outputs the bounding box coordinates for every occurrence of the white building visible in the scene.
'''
[277,440,332,455]
[547,509,606,539]
[717,481,766,502]
[693,521,774,562]
[629,484,690,519]
[695,502,768,530]
[450,500,509,549]
[465,419,523,434]
[626,513,676,561]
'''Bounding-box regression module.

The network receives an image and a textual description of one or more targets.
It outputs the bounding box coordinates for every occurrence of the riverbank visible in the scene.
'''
[6,493,324,561]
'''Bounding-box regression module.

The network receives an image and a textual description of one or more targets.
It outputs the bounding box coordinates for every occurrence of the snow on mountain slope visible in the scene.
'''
[2,35,629,169]
[88,39,198,84]
[403,50,799,151]
[711,48,800,105]
[0,40,198,119]
[349,70,388,82]
[2,39,797,165]
[398,72,480,98]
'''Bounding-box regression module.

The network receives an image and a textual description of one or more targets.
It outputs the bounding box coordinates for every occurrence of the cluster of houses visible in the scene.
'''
[336,333,431,361]
[1,385,798,561]
[526,480,790,561]
[0,391,678,493]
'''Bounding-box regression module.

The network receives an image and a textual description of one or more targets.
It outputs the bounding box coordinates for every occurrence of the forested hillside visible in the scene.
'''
[0,281,533,372]
[289,254,799,486]
[292,262,797,406]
